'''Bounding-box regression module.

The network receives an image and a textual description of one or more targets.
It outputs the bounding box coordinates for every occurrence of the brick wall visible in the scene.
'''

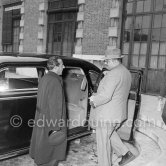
[82,0,111,55]
[23,0,41,53]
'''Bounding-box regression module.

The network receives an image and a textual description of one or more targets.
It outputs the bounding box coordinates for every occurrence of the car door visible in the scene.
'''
[0,63,46,160]
[117,69,142,141]
[62,66,93,140]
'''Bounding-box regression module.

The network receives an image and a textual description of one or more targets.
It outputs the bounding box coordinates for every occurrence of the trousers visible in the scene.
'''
[96,123,129,166]
[34,159,58,166]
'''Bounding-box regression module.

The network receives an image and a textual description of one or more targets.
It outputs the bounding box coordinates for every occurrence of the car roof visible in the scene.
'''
[0,56,47,63]
[0,55,101,72]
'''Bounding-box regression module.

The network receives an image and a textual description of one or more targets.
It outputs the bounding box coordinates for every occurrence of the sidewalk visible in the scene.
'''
[135,94,166,166]
[0,128,163,166]
[136,121,166,166]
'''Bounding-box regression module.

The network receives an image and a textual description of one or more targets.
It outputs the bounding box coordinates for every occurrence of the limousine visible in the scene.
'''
[0,55,142,160]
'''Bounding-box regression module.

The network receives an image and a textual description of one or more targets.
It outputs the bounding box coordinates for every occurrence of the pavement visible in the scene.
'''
[0,94,166,166]
[0,121,166,166]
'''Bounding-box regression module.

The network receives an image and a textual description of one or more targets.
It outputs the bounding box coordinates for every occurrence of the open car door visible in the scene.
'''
[117,69,142,141]
[62,67,92,140]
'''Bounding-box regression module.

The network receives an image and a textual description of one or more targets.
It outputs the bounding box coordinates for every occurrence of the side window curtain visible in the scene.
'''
[2,10,12,45]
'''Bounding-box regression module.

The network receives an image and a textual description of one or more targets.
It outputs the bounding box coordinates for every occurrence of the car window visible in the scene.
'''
[63,67,85,79]
[89,70,99,87]
[0,67,45,91]
[62,67,87,101]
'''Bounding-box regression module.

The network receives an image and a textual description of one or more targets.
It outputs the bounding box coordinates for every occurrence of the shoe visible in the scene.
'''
[119,151,135,166]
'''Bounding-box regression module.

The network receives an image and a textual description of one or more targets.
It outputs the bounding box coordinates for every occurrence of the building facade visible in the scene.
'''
[0,0,165,96]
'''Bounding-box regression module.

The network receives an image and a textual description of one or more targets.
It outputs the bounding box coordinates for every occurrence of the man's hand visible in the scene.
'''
[89,96,96,108]
[90,101,95,108]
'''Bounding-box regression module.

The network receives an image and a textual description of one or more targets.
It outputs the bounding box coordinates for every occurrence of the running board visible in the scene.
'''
[0,127,92,161]
[0,147,29,161]
[68,130,92,141]
[68,126,92,141]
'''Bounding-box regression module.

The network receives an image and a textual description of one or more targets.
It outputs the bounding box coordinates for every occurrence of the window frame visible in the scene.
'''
[47,0,78,56]
[47,12,77,56]
[0,66,46,93]
[62,66,86,78]
[121,0,166,94]
[2,4,21,53]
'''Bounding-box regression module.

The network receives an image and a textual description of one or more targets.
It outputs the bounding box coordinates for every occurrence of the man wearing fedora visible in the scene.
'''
[89,48,134,166]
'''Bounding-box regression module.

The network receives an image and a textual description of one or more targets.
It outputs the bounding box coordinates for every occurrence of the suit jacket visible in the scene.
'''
[91,64,131,124]
[29,71,67,165]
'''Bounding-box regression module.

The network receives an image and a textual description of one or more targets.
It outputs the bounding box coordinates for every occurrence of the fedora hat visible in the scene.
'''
[104,48,124,60]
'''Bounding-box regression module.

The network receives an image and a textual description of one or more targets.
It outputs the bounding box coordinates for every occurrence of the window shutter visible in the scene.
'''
[2,10,12,44]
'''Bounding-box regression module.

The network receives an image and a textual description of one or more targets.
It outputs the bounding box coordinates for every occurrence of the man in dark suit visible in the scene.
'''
[89,48,135,166]
[29,56,67,166]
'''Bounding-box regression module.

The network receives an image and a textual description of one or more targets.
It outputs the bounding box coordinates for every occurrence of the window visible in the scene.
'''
[122,0,166,94]
[47,0,78,56]
[0,67,45,91]
[2,5,21,53]
[62,67,88,128]
[62,67,87,105]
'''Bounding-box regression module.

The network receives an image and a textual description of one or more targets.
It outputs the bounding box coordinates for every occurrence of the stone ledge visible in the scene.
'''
[77,12,84,21]
[76,28,83,38]
[20,20,24,27]
[19,45,23,53]
[21,6,24,14]
[133,129,161,165]
[37,31,44,39]
[139,94,166,130]
[108,27,118,37]
[37,45,44,53]
[136,121,166,166]
[19,33,24,39]
[78,0,85,5]
[39,3,45,11]
[73,54,104,61]
[74,46,82,54]
[139,114,166,130]
[110,8,119,18]
[38,17,44,25]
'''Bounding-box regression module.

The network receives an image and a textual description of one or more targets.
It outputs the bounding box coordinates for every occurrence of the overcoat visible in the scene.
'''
[29,71,67,165]
[90,64,131,124]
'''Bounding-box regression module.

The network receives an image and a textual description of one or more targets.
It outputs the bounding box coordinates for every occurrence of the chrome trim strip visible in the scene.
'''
[0,88,38,93]
[0,90,37,96]
[0,147,29,161]
[0,95,37,100]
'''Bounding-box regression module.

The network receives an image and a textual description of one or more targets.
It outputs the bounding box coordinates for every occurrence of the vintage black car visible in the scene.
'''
[0,55,142,160]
